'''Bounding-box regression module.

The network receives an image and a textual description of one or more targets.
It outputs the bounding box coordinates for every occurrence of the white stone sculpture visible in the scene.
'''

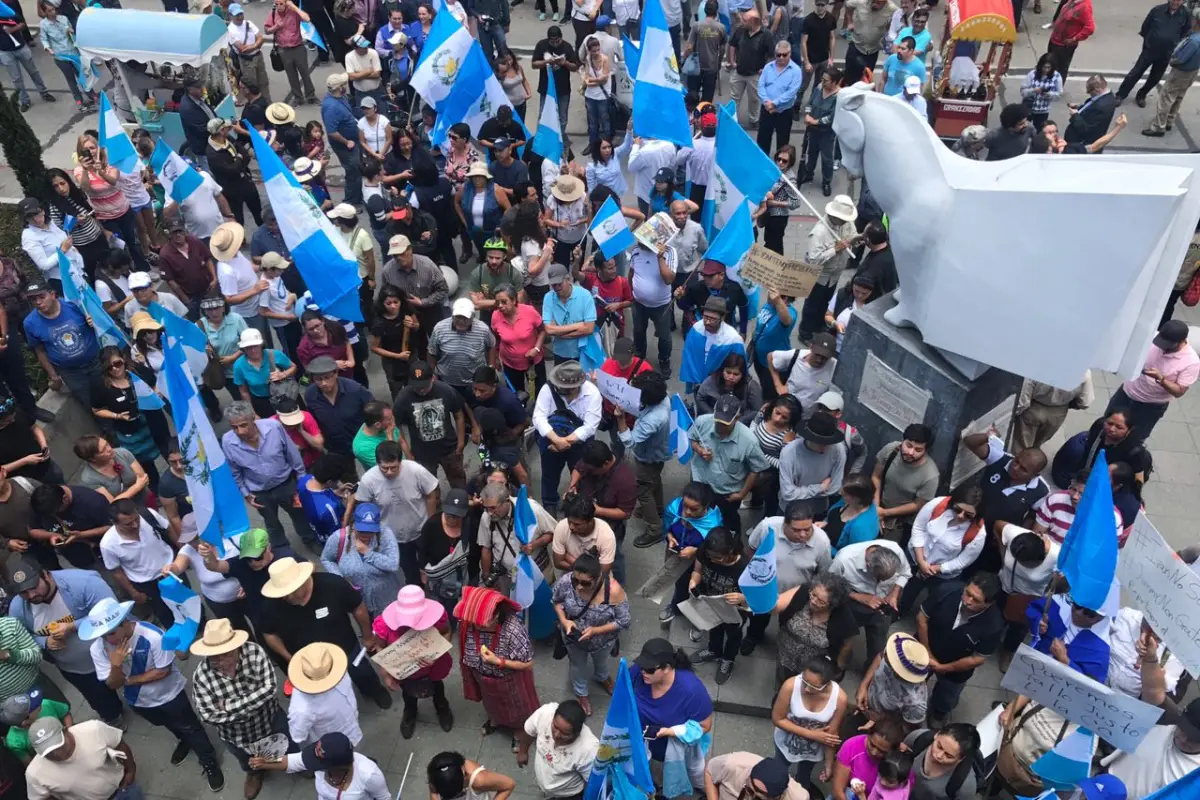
[832,83,1200,390]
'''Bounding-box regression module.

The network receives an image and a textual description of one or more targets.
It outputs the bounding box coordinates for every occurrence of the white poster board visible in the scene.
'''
[1000,644,1163,752]
[595,371,642,416]
[1117,512,1200,678]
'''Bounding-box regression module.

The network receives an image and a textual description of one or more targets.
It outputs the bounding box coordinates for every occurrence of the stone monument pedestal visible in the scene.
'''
[834,295,1024,491]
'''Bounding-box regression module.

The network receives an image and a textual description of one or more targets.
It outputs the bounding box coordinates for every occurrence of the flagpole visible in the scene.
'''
[778,172,841,238]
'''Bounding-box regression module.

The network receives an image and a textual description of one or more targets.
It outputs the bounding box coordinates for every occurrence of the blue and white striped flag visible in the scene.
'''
[583,659,655,800]
[158,574,202,651]
[669,394,694,465]
[153,301,210,382]
[622,34,639,76]
[56,52,100,94]
[150,138,204,204]
[531,70,563,165]
[430,44,530,147]
[162,331,250,557]
[632,0,691,147]
[588,196,636,259]
[130,372,164,410]
[98,92,139,173]
[214,92,236,121]
[702,102,781,237]
[245,126,363,322]
[738,526,778,614]
[59,252,127,347]
[300,21,326,51]
[1031,727,1095,791]
[703,200,761,314]
[411,10,474,109]
[512,486,545,610]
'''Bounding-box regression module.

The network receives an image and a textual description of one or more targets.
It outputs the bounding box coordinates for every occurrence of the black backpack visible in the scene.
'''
[908,730,984,800]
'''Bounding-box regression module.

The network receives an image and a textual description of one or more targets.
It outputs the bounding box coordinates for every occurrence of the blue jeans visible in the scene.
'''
[0,46,48,104]
[333,144,363,206]
[114,783,147,800]
[566,642,612,696]
[477,20,508,62]
[586,96,612,144]
[538,435,584,513]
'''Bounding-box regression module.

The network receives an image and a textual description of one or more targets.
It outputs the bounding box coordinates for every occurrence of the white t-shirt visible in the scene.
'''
[26,720,126,800]
[999,524,1059,596]
[629,245,675,308]
[345,48,382,91]
[1110,723,1200,799]
[94,274,130,304]
[227,19,262,57]
[118,169,151,208]
[218,252,263,319]
[169,172,225,240]
[288,672,363,745]
[99,510,173,584]
[91,621,186,708]
[357,115,389,154]
[123,290,190,325]
[284,752,388,800]
[178,542,241,603]
[355,462,439,543]
[260,275,294,329]
[524,703,600,796]
[770,349,837,414]
[1107,608,1184,697]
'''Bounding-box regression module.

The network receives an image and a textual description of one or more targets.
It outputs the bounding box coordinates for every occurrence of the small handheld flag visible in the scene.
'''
[158,573,202,651]
[531,73,564,165]
[1058,451,1118,613]
[300,21,326,51]
[669,394,694,465]
[512,486,546,610]
[98,92,139,173]
[1031,727,1095,791]
[588,196,636,259]
[583,659,655,800]
[150,138,205,204]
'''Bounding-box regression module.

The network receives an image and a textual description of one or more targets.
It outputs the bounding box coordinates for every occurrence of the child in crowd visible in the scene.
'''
[868,751,913,800]
[688,526,748,684]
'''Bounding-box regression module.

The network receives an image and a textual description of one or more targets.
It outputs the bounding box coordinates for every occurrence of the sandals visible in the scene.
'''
[577,695,593,717]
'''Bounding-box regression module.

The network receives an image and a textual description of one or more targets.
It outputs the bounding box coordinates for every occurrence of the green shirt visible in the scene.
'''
[352,426,394,468]
[4,698,70,760]
[0,617,41,702]
[467,261,524,300]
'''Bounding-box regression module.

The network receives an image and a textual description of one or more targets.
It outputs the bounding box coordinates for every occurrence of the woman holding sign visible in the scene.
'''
[372,585,455,740]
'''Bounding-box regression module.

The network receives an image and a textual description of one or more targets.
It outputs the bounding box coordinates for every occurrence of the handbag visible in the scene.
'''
[266,350,301,404]
[1182,266,1200,307]
[270,47,285,72]
[681,52,700,77]
[553,578,605,660]
[201,350,226,391]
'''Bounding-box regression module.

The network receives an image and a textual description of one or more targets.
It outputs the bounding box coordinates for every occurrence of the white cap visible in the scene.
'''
[903,75,922,94]
[451,297,476,319]
[816,391,844,412]
[128,272,153,290]
[325,203,357,221]
[238,328,264,349]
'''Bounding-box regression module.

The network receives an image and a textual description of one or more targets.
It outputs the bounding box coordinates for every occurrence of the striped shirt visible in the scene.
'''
[751,415,791,469]
[427,318,496,387]
[0,617,43,700]
[1033,489,1125,545]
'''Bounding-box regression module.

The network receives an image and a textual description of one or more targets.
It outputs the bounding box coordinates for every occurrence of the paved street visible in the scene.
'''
[8,1,1200,798]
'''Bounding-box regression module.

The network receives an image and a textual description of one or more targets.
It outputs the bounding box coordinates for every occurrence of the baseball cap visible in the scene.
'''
[238,528,270,559]
[228,2,244,14]
[595,14,611,26]
[0,689,42,726]
[1153,318,1189,350]
[653,167,674,184]
[749,758,791,797]
[634,637,676,671]
[207,117,231,135]
[387,234,411,256]
[409,360,433,390]
[816,391,844,412]
[903,74,922,94]
[352,34,370,48]
[306,355,339,376]
[300,732,354,771]
[700,259,725,276]
[443,488,470,517]
[451,297,476,319]
[360,95,377,109]
[28,716,66,757]
[547,263,570,286]
[128,272,153,290]
[493,137,513,150]
[365,195,389,226]
[17,197,41,218]
[8,558,42,593]
[714,393,742,424]
[326,203,356,221]
[613,337,634,361]
[24,281,51,297]
[809,332,837,358]
[166,217,187,233]
[352,502,382,534]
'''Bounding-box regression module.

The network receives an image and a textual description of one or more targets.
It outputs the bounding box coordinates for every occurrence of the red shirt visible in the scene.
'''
[265,5,303,48]
[582,274,633,334]
[491,303,545,371]
[274,411,323,468]
[1050,0,1094,46]
[600,356,654,423]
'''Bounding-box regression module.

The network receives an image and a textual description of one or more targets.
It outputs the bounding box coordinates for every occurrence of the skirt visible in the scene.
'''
[460,663,540,729]
[115,422,161,463]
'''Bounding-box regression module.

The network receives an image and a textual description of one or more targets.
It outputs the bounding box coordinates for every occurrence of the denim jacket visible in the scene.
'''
[10,569,117,648]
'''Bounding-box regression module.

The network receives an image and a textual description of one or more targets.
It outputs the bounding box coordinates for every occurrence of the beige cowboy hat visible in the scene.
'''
[190,618,250,657]
[260,556,314,598]
[884,632,931,683]
[209,221,245,262]
[293,157,322,183]
[825,195,858,223]
[465,161,492,181]
[265,102,296,125]
[288,642,348,694]
[129,311,164,338]
[550,174,585,203]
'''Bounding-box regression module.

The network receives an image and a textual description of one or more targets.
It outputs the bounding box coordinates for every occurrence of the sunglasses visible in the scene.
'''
[108,360,125,369]
[952,505,978,521]
[642,664,664,674]
[572,576,595,590]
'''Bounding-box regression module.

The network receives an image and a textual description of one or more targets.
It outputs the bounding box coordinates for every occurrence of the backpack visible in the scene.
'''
[547,388,584,437]
[932,496,983,547]
[908,730,984,800]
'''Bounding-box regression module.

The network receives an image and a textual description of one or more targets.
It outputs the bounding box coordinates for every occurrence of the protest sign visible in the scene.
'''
[737,244,822,298]
[1000,644,1163,752]
[370,627,452,680]
[634,213,678,251]
[1117,512,1200,678]
[596,371,642,416]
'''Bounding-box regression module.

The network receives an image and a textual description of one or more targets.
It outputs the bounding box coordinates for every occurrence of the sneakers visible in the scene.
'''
[691,648,718,664]
[436,703,455,732]
[204,765,225,793]
[170,741,191,766]
[539,11,546,19]
[41,92,56,103]
[400,710,417,739]
[688,628,703,643]
[740,638,759,656]
[244,771,264,800]
[634,531,664,548]
[658,606,677,624]
[716,659,735,684]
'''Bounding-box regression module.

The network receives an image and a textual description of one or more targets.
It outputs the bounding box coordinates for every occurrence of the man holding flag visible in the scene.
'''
[688,394,769,536]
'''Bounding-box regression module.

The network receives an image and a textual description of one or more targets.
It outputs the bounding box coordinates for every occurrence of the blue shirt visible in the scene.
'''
[882,53,927,96]
[221,418,306,495]
[23,300,100,369]
[1174,32,1200,71]
[896,26,933,55]
[750,301,797,366]
[320,93,358,148]
[297,476,345,544]
[232,349,294,397]
[617,397,672,464]
[649,190,687,217]
[544,284,597,359]
[629,664,714,760]
[758,59,804,111]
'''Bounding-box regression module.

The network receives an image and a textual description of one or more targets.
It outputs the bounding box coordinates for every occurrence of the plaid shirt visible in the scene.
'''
[191,642,279,750]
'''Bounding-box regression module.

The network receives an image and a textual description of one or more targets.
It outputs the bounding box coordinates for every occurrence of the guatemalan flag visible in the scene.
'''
[512,486,545,610]
[589,196,636,259]
[411,10,475,109]
[130,372,164,411]
[152,301,210,383]
[54,251,88,313]
[300,21,326,51]
[57,52,100,94]
[430,43,527,146]
[703,202,761,315]
[150,139,205,204]
[531,70,564,165]
[1058,451,1119,613]
[622,35,639,78]
[245,126,363,323]
[98,92,139,173]
[1031,727,1095,790]
[669,394,694,465]
[739,525,778,614]
[162,331,250,557]
[583,659,655,800]
[680,319,746,385]
[702,102,781,238]
[633,0,691,147]
[158,574,202,651]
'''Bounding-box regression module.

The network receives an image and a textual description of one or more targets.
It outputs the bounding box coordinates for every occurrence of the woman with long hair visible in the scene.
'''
[74,433,155,502]
[584,136,633,197]
[90,345,167,481]
[1020,52,1063,130]
[44,168,111,282]
[409,3,436,50]
[297,310,355,379]
[368,286,412,397]
[749,395,801,516]
[383,127,415,188]
[822,473,881,552]
[495,50,531,121]
[581,36,612,144]
[695,352,762,422]
[129,311,165,384]
[505,200,552,310]
[73,134,149,272]
[490,284,547,396]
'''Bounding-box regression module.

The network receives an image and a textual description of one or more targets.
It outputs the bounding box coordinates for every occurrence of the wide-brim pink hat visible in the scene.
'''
[382,585,443,631]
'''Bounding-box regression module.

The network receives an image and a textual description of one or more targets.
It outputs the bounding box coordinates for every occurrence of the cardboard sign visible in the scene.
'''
[1117,512,1200,678]
[737,244,822,298]
[596,371,642,416]
[1000,644,1163,752]
[370,627,452,681]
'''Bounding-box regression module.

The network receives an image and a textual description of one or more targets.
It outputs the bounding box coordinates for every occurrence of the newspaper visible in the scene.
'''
[633,212,679,252]
[370,627,452,681]
[678,595,746,631]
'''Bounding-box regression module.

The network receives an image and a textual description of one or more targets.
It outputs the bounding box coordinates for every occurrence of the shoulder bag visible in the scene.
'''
[267,349,301,405]
[553,577,605,659]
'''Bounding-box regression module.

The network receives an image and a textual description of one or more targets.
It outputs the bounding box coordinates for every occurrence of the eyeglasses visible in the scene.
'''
[775,156,790,164]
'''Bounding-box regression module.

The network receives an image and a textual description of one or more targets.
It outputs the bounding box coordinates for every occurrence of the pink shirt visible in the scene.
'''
[265,6,302,48]
[491,303,545,371]
[838,735,881,796]
[1122,343,1200,404]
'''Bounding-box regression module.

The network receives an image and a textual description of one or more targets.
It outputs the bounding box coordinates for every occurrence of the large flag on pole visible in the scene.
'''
[583,659,655,800]
[149,138,205,204]
[632,0,691,147]
[669,394,694,464]
[702,103,781,237]
[98,92,139,173]
[531,71,564,165]
[153,301,210,382]
[512,486,546,610]
[1058,451,1119,612]
[428,43,529,146]
[411,10,474,108]
[1144,769,1199,800]
[739,526,778,614]
[245,126,363,322]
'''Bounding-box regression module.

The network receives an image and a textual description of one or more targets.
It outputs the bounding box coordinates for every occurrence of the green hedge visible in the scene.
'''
[0,202,49,396]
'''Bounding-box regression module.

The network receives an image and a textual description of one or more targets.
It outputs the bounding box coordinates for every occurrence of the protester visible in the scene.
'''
[24,281,101,410]
[426,752,515,800]
[843,0,897,83]
[517,700,598,797]
[1107,607,1185,699]
[778,411,846,518]
[265,0,317,105]
[285,641,362,746]
[630,638,714,782]
[321,74,364,208]
[321,502,401,619]
[899,484,986,613]
[1143,10,1200,137]
[532,26,580,131]
[1109,654,1200,796]
[372,585,455,738]
[757,41,803,153]
[706,752,809,800]
[24,716,141,800]
[959,430,1049,556]
[543,262,598,364]
[428,298,498,398]
[303,356,374,458]
[1025,592,1112,682]
[689,394,770,536]
[767,333,837,414]
[771,656,847,794]
[1020,53,1064,130]
[829,716,907,800]
[830,540,910,670]
[533,361,602,514]
[477,482,557,596]
[551,551,629,715]
[97,500,175,629]
[1047,0,1096,80]
[1013,374,1094,451]
[251,732,390,798]
[696,353,762,422]
[856,632,931,729]
[729,10,773,127]
[354,441,440,586]
[392,360,468,489]
[901,724,981,800]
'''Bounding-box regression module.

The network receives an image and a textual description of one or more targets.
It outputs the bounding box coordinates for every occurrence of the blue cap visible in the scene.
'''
[353,502,382,534]
[596,14,611,27]
[228,2,244,14]
[1078,776,1127,800]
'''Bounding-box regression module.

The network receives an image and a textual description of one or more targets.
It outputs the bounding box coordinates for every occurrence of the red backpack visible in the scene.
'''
[932,496,983,546]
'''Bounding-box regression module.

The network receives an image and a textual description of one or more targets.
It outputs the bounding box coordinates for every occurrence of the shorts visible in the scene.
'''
[131,201,153,214]
[484,444,521,468]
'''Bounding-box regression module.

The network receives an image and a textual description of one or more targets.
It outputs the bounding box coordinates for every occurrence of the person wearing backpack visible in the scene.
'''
[899,484,985,615]
[532,361,602,516]
[871,424,940,547]
[900,723,981,800]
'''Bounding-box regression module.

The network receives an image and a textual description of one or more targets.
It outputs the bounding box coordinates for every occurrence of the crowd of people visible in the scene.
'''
[0,0,1198,799]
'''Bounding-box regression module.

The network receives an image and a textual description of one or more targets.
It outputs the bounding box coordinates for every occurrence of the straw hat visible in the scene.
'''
[266,102,295,125]
[129,311,164,338]
[77,597,135,641]
[209,221,245,262]
[293,157,322,183]
[466,161,492,180]
[260,556,315,598]
[884,632,930,683]
[550,174,585,203]
[190,618,250,657]
[382,585,444,632]
[288,642,348,694]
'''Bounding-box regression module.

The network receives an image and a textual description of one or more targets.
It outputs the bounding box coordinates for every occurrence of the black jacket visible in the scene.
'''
[1064,91,1117,147]
[205,140,254,191]
[179,94,216,156]
[1141,2,1191,54]
[388,209,439,258]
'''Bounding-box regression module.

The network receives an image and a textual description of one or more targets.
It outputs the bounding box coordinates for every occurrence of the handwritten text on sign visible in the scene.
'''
[738,244,822,298]
[596,371,643,416]
[1000,644,1162,752]
[1117,512,1200,678]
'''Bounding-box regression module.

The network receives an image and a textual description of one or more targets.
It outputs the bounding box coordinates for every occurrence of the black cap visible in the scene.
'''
[24,281,51,298]
[493,137,512,150]
[443,488,470,517]
[1153,319,1189,350]
[17,197,41,218]
[713,393,742,424]
[809,332,836,359]
[749,758,792,797]
[300,733,354,771]
[7,558,42,593]
[409,360,433,390]
[365,194,389,225]
[653,167,674,184]
[633,637,676,671]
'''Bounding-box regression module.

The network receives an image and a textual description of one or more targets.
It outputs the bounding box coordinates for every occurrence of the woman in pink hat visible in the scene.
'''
[372,585,454,740]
